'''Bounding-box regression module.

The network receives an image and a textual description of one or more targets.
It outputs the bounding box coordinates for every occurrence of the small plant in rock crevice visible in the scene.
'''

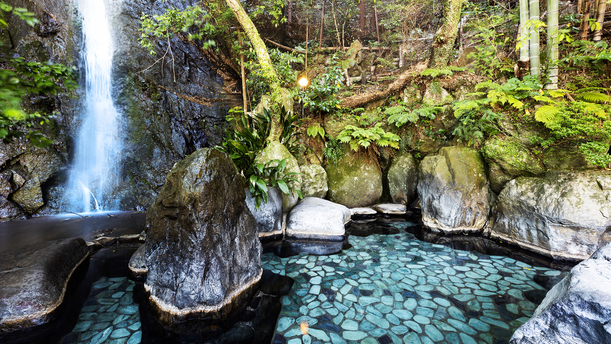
[248,158,303,209]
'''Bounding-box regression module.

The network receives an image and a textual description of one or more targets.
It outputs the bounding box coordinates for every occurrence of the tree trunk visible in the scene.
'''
[225,0,283,141]
[593,0,607,41]
[519,0,530,63]
[429,0,466,68]
[319,0,325,47]
[360,0,366,36]
[288,0,292,23]
[580,0,593,40]
[529,0,540,76]
[546,0,559,89]
[374,4,380,45]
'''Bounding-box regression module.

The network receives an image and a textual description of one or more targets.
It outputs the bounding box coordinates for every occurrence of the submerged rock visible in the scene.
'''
[387,153,418,205]
[300,164,328,198]
[418,146,490,234]
[326,149,382,208]
[286,197,351,241]
[144,148,262,332]
[245,187,283,238]
[0,238,89,343]
[510,243,611,344]
[490,170,611,260]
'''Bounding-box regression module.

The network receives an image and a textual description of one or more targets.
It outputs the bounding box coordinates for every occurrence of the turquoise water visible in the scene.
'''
[263,222,560,344]
[67,221,561,343]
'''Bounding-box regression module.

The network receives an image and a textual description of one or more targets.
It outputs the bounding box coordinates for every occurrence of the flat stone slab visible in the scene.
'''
[286,197,351,241]
[373,203,406,215]
[350,207,377,216]
[0,238,89,338]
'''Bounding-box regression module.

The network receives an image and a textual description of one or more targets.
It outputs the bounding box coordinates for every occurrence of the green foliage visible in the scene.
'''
[218,107,270,176]
[248,158,303,209]
[324,136,344,166]
[218,106,303,206]
[560,40,611,80]
[0,2,39,27]
[139,6,210,55]
[387,104,443,127]
[0,5,77,147]
[306,123,325,140]
[300,54,344,113]
[337,124,400,152]
[246,49,303,106]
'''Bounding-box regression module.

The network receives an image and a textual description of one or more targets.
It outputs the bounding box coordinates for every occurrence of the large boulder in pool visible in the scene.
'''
[145,148,262,331]
[387,152,418,204]
[490,170,611,260]
[285,197,350,241]
[417,146,490,234]
[245,187,283,238]
[0,238,89,343]
[510,243,611,344]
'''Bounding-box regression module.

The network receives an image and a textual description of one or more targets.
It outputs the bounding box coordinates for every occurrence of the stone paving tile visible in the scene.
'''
[67,277,141,344]
[263,222,560,344]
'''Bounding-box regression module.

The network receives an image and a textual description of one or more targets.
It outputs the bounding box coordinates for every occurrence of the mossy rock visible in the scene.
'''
[387,153,418,205]
[255,141,302,212]
[482,136,545,193]
[402,84,422,108]
[325,149,382,208]
[418,146,490,234]
[254,88,294,115]
[423,81,454,106]
[300,164,328,198]
[323,115,358,139]
[542,145,600,171]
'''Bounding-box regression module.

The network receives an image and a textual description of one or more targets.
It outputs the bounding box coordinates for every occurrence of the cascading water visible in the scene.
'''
[66,0,122,212]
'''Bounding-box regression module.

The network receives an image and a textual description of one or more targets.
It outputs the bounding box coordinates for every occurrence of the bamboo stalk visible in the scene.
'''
[519,0,530,63]
[593,0,607,41]
[546,0,559,89]
[529,0,540,76]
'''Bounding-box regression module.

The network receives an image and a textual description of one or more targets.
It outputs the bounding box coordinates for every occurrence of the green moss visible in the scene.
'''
[482,137,544,176]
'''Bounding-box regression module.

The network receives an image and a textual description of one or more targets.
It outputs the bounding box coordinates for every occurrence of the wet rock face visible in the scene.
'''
[491,170,611,260]
[418,146,490,234]
[387,153,418,205]
[510,243,611,344]
[0,238,89,343]
[144,148,262,330]
[109,0,240,211]
[245,187,283,237]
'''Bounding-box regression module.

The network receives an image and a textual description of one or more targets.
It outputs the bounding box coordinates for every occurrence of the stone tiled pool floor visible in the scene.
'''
[262,222,561,344]
[67,221,561,344]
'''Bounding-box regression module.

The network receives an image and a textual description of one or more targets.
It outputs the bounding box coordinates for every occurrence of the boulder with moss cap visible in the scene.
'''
[418,146,490,234]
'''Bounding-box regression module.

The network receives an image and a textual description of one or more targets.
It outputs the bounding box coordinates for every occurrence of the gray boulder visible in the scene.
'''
[418,147,490,234]
[286,197,351,241]
[387,153,418,204]
[0,238,89,343]
[128,244,147,280]
[245,187,283,237]
[373,203,406,215]
[510,243,611,344]
[145,148,262,330]
[300,164,328,198]
[491,170,611,260]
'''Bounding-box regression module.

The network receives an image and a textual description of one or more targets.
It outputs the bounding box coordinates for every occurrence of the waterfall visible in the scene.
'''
[66,0,122,212]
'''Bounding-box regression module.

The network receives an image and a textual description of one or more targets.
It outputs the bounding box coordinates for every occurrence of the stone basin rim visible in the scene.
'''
[0,246,90,328]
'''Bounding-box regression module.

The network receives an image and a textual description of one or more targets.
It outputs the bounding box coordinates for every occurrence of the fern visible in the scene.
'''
[574,92,611,104]
[337,124,400,152]
[421,68,454,78]
[387,105,444,127]
[534,105,561,127]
